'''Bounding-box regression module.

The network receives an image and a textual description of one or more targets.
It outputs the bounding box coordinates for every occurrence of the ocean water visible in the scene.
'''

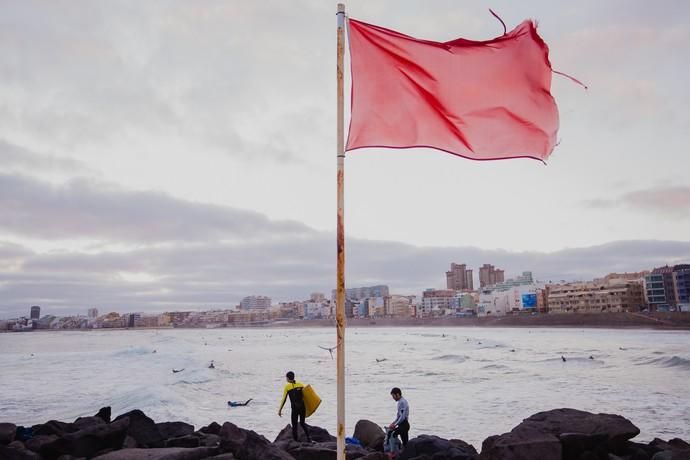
[0,327,689,447]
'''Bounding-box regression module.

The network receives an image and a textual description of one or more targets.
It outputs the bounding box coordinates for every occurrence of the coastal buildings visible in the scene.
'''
[674,265,690,311]
[30,306,41,321]
[239,296,272,311]
[645,266,677,310]
[547,279,645,313]
[421,289,456,316]
[332,285,390,300]
[446,263,473,291]
[88,308,99,319]
[479,264,505,288]
[645,264,690,311]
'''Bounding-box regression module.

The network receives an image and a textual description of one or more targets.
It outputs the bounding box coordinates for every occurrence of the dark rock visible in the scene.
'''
[285,442,370,460]
[205,455,237,460]
[669,439,690,451]
[95,407,112,424]
[398,435,478,460]
[92,446,220,459]
[113,410,164,448]
[219,421,294,460]
[157,422,195,440]
[359,453,388,460]
[651,450,690,460]
[620,440,660,460]
[195,432,220,447]
[480,429,561,460]
[74,416,107,430]
[41,417,130,458]
[353,420,385,451]
[0,444,41,460]
[122,435,138,449]
[166,435,201,448]
[274,424,336,443]
[517,408,640,447]
[559,432,609,460]
[200,422,222,436]
[25,434,59,452]
[0,422,17,445]
[32,420,76,437]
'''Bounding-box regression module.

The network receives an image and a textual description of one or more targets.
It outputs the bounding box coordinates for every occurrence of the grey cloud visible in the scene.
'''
[0,173,313,242]
[2,237,689,318]
[583,186,690,218]
[0,139,89,174]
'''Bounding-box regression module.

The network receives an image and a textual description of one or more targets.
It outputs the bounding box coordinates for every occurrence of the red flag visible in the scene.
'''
[346,18,560,162]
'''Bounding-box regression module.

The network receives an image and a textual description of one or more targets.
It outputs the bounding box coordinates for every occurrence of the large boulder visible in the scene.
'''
[114,410,165,448]
[95,407,112,423]
[517,408,640,447]
[93,446,220,459]
[24,434,59,452]
[480,409,644,460]
[41,416,130,458]
[480,429,561,460]
[353,420,385,451]
[165,435,201,448]
[286,442,370,460]
[32,420,76,437]
[219,421,294,460]
[0,442,41,460]
[157,422,195,440]
[74,416,107,430]
[200,422,222,435]
[649,438,690,460]
[398,435,479,460]
[275,424,336,444]
[0,423,17,445]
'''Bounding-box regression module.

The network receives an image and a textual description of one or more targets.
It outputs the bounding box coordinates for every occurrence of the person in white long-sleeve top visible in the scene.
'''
[388,387,410,446]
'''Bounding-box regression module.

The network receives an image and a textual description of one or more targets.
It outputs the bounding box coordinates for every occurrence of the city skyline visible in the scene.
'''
[2,1,690,317]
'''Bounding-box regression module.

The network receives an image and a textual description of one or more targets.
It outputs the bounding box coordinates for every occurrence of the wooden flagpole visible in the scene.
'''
[335,3,346,460]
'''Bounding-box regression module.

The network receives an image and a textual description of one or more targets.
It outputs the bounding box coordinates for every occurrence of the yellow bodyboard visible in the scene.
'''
[303,384,321,418]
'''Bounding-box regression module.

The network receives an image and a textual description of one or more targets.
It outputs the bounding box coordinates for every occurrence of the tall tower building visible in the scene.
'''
[446,263,473,291]
[30,306,41,320]
[479,264,505,288]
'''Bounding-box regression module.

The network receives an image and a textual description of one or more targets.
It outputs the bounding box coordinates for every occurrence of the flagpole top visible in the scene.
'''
[337,3,345,14]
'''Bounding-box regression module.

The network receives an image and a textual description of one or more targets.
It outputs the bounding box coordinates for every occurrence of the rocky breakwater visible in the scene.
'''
[0,407,688,460]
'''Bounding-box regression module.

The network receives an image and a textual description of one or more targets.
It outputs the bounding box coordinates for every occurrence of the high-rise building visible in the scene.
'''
[479,264,505,288]
[446,263,473,291]
[645,266,677,310]
[672,264,690,309]
[30,306,41,320]
[87,308,99,319]
[421,289,456,316]
[240,295,272,311]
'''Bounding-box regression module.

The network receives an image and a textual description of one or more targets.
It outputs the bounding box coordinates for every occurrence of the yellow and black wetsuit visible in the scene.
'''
[279,381,311,441]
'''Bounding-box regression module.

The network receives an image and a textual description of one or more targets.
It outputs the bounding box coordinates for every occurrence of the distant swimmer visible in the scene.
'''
[619,347,627,351]
[172,368,185,373]
[589,355,594,360]
[561,356,567,362]
[442,334,446,338]
[376,358,387,363]
[152,350,157,354]
[510,349,516,352]
[228,398,253,407]
[209,361,215,369]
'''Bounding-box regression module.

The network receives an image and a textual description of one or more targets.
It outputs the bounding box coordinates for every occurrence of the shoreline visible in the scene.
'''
[1,406,688,459]
[3,312,690,333]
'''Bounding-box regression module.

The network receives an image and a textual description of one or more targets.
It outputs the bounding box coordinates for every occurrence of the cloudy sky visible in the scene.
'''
[1,0,689,318]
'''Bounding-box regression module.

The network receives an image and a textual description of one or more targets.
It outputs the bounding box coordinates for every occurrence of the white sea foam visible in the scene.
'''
[1,327,689,447]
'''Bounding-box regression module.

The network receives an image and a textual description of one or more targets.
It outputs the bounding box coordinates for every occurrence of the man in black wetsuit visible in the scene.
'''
[278,371,312,442]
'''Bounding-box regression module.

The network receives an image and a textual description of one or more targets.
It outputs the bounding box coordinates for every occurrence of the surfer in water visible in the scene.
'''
[278,371,312,443]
